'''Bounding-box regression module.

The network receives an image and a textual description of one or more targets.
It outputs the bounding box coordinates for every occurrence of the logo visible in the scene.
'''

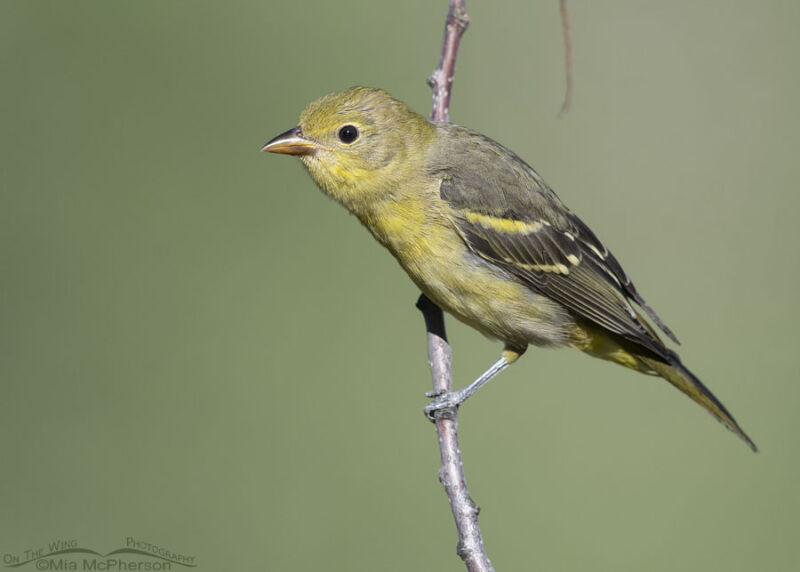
[3,538,196,570]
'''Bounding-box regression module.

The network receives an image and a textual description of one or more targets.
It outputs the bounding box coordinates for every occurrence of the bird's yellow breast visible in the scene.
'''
[362,192,573,348]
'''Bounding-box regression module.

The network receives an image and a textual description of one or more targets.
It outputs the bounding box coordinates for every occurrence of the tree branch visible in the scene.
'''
[428,0,470,123]
[419,2,493,571]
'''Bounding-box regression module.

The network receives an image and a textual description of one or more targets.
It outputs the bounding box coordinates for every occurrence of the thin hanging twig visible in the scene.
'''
[558,0,573,116]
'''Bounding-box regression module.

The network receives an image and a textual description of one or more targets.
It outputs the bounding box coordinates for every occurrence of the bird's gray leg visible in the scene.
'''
[424,346,526,420]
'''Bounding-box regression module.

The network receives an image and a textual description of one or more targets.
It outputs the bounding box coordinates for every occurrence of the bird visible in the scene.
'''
[262,86,756,451]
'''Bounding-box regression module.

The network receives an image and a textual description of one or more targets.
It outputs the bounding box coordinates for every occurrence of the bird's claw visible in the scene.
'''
[424,390,462,422]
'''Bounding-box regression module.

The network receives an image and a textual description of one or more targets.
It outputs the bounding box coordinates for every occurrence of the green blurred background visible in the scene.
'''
[2,1,798,570]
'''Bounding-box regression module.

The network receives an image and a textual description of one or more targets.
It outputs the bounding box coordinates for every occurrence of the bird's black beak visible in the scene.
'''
[261,127,319,156]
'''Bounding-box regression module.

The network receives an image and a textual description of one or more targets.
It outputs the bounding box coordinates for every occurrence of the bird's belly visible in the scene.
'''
[366,198,573,348]
[398,238,573,348]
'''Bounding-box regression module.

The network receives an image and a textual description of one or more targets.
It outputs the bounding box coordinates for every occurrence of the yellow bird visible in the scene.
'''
[263,86,756,451]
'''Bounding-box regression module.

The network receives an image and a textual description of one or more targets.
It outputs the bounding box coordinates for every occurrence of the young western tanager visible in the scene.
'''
[263,86,756,451]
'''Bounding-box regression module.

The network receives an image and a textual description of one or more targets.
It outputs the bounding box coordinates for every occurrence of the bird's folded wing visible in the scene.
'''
[433,128,677,361]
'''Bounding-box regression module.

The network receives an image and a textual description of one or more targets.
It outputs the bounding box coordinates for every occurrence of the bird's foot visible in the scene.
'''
[424,388,466,421]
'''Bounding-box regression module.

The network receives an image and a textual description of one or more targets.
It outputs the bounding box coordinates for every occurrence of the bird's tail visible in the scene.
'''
[577,322,757,452]
[638,353,757,452]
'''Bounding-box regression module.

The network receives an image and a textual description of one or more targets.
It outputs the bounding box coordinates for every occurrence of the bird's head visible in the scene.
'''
[263,87,436,212]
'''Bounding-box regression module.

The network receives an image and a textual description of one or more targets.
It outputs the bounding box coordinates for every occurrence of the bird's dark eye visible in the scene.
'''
[338,125,359,144]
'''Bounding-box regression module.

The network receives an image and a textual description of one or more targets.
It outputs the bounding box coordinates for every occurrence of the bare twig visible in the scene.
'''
[417,296,492,572]
[420,2,493,571]
[558,0,573,116]
[428,0,470,123]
